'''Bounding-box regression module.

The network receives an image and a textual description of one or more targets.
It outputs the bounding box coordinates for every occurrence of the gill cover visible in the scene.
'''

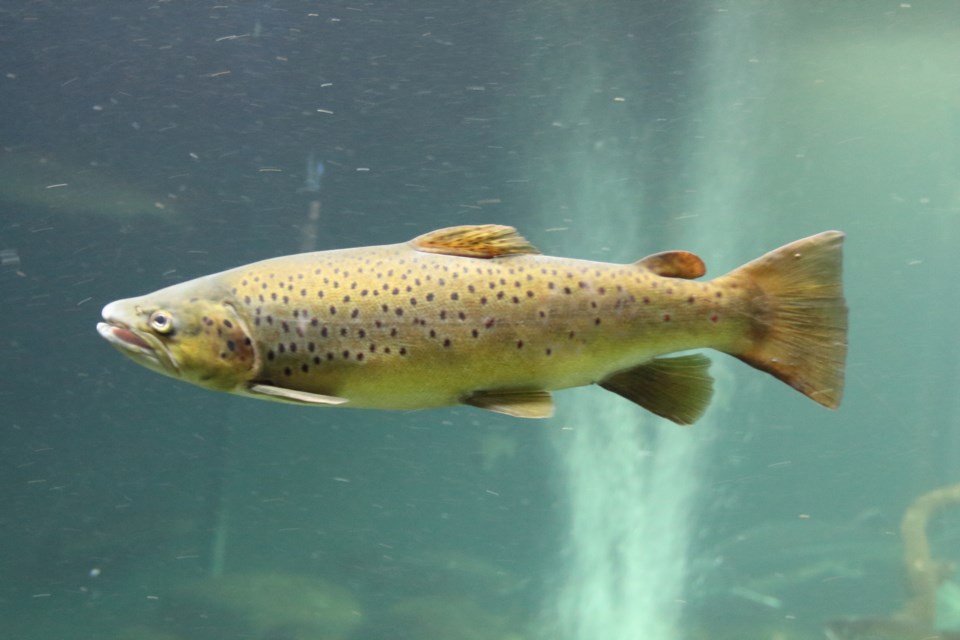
[164,299,258,390]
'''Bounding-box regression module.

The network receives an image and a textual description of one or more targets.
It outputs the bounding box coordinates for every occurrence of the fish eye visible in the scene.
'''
[149,310,175,334]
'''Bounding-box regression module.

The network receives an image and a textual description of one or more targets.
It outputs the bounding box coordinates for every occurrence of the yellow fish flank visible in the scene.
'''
[97,225,848,424]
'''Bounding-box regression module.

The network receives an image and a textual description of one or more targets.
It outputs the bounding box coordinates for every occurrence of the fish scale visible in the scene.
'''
[98,225,848,424]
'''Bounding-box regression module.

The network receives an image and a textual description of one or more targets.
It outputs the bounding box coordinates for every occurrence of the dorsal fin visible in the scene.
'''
[635,250,705,279]
[411,225,541,259]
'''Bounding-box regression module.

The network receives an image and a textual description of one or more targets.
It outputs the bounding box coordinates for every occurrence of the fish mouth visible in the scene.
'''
[96,321,180,375]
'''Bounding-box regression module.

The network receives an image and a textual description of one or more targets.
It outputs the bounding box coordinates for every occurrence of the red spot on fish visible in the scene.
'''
[663,314,671,322]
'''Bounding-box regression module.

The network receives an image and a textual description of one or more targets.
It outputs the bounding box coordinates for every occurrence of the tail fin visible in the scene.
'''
[729,231,848,409]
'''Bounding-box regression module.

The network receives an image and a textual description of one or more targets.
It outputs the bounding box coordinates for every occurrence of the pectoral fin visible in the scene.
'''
[599,354,714,425]
[464,389,554,418]
[247,383,348,406]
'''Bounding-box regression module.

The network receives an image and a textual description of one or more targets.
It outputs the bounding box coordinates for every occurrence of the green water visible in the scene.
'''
[2,2,958,639]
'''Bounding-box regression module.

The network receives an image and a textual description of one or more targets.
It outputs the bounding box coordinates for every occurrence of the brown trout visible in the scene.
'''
[97,225,847,424]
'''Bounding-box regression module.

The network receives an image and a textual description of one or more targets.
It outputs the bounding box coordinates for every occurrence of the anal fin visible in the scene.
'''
[464,389,554,419]
[599,354,714,425]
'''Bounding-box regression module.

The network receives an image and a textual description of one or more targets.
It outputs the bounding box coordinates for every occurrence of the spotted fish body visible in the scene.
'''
[98,225,848,424]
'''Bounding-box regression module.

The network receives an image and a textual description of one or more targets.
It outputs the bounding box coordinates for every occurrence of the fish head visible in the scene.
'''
[97,280,258,392]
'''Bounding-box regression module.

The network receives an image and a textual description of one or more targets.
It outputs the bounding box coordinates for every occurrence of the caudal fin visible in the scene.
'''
[730,231,848,409]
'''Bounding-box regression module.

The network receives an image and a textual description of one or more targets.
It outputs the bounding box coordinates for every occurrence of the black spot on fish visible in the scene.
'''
[284,367,292,376]
[301,364,309,373]
[226,340,236,351]
[267,350,275,360]
[289,342,297,352]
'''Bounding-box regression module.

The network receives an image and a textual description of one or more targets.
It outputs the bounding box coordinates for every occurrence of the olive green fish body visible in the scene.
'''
[98,225,847,423]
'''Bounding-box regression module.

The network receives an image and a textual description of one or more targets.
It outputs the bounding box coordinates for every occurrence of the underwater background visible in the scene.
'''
[2,1,959,639]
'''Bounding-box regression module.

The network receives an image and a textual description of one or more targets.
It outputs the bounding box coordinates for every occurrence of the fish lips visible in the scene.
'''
[96,321,180,376]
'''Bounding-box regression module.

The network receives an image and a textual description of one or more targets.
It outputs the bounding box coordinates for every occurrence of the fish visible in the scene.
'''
[96,224,847,424]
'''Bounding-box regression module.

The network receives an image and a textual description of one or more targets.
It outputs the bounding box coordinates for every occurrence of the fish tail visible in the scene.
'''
[728,231,848,409]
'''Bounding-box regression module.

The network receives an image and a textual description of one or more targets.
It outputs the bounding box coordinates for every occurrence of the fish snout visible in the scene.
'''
[97,300,154,352]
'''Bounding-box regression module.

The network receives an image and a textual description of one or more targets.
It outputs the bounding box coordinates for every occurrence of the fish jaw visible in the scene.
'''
[97,300,181,378]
